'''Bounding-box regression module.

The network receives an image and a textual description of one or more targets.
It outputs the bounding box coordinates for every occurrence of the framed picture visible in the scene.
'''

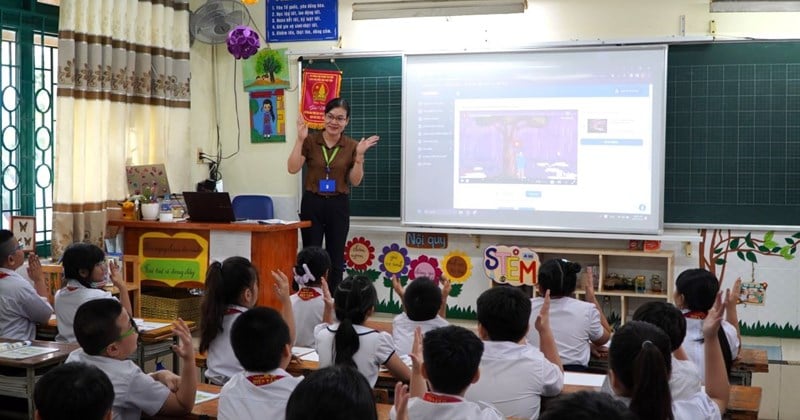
[10,216,35,252]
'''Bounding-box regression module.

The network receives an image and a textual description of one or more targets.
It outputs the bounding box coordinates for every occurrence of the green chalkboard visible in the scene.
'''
[305,43,800,226]
[665,42,800,226]
[301,56,402,217]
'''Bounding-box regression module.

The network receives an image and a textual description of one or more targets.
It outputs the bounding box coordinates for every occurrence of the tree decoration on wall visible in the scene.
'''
[699,229,799,282]
[227,26,260,59]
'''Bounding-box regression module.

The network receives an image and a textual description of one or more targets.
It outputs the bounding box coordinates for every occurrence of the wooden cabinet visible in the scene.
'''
[533,247,674,327]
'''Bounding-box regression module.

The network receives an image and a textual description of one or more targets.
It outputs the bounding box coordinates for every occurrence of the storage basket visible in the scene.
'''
[141,287,202,323]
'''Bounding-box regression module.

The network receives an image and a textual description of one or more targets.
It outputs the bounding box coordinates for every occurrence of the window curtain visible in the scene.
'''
[54,0,191,256]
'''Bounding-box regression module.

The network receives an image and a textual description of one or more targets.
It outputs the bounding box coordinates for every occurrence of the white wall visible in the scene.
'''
[186,0,800,332]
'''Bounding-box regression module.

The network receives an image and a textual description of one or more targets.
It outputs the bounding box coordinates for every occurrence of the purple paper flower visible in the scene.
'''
[227,26,260,60]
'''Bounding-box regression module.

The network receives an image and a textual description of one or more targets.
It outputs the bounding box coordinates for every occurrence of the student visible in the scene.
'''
[218,307,303,420]
[674,268,741,382]
[55,243,132,343]
[66,298,197,420]
[285,365,377,420]
[391,325,504,420]
[200,256,294,385]
[314,274,410,387]
[33,362,114,420]
[290,246,331,347]
[601,301,703,401]
[391,275,450,355]
[0,229,52,340]
[527,259,610,370]
[538,391,636,420]
[466,287,563,419]
[608,292,730,420]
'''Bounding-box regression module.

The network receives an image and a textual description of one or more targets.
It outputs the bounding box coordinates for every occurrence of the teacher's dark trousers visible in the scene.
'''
[300,191,349,293]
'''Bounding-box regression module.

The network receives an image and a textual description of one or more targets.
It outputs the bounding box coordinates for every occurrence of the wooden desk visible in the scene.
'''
[108,219,309,308]
[286,357,399,389]
[558,375,761,420]
[0,338,78,420]
[730,348,769,386]
[137,319,197,372]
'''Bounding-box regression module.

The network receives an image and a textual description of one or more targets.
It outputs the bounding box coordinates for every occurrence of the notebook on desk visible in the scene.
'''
[182,191,236,223]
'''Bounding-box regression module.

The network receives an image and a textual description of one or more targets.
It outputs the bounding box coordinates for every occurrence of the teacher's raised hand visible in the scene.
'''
[296,116,309,142]
[356,134,379,156]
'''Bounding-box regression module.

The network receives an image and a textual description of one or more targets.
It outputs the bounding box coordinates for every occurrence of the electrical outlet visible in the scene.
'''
[196,148,204,164]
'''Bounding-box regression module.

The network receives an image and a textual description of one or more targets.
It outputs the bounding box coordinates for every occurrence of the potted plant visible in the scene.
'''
[136,184,160,220]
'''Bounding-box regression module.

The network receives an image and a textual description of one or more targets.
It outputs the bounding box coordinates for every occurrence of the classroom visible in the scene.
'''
[1,0,800,419]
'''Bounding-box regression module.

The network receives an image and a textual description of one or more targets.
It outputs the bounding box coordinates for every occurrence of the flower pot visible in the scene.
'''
[141,202,160,220]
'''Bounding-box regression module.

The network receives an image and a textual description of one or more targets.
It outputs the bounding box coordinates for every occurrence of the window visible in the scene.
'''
[0,2,58,256]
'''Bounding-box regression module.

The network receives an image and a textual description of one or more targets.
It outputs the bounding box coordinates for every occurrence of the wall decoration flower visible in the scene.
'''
[408,255,443,283]
[345,237,375,271]
[378,243,410,279]
[442,250,472,298]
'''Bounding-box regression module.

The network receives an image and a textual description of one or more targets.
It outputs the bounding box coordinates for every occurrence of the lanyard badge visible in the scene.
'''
[319,145,340,193]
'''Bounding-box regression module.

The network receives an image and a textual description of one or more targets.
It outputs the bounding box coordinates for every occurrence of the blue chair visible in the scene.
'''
[232,195,274,220]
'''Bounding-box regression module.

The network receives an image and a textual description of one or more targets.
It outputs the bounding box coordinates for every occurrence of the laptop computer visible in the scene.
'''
[182,191,236,223]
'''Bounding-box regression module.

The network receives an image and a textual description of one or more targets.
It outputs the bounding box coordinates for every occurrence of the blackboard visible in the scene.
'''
[305,43,800,227]
[665,42,800,226]
[301,56,401,217]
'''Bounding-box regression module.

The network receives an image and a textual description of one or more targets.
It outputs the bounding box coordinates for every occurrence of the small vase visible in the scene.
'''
[140,202,160,220]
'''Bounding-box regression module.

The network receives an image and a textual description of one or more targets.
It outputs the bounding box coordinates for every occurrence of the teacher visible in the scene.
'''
[288,98,379,293]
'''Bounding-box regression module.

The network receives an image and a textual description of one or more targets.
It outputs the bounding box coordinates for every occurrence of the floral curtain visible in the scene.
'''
[54,0,191,256]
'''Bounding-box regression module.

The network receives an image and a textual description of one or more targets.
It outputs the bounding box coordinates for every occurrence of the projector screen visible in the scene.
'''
[402,46,667,234]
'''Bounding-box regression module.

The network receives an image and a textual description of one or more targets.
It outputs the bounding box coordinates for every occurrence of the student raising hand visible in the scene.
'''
[701,291,731,415]
[394,381,410,420]
[535,290,564,371]
[408,326,426,399]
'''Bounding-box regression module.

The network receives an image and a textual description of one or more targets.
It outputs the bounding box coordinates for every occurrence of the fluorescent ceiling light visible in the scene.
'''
[352,0,528,20]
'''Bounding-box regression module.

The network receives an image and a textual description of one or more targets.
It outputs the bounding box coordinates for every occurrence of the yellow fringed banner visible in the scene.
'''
[300,69,342,129]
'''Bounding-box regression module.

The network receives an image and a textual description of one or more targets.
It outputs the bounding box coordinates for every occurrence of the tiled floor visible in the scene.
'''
[744,336,800,419]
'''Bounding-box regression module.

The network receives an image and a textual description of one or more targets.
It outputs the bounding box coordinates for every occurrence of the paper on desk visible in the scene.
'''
[258,219,291,225]
[210,231,251,264]
[195,390,220,405]
[300,351,319,362]
[380,354,412,372]
[0,345,58,360]
[292,346,315,357]
[564,372,606,387]
[133,318,171,331]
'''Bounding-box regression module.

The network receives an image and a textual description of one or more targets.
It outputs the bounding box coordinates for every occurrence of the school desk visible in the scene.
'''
[558,372,762,420]
[108,219,310,309]
[145,383,394,420]
[0,338,78,420]
[286,356,400,390]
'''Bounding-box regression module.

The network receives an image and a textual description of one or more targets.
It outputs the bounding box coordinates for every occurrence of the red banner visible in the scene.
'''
[300,69,342,129]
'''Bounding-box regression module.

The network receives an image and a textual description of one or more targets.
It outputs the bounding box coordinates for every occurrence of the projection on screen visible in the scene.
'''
[402,46,667,234]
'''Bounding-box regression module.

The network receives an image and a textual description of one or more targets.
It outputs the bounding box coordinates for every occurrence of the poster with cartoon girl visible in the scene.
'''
[250,90,285,143]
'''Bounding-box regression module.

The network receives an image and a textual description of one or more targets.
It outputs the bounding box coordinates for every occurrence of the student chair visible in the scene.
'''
[231,194,274,220]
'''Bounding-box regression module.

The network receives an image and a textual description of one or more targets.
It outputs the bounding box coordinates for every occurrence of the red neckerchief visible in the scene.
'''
[684,310,707,320]
[422,392,461,403]
[0,272,8,279]
[225,308,244,315]
[246,374,285,386]
[297,287,321,301]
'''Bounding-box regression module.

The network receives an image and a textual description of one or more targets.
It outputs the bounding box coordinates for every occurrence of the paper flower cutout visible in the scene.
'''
[242,0,258,4]
[227,26,260,60]
[442,250,473,284]
[408,255,442,283]
[378,243,410,279]
[344,237,375,271]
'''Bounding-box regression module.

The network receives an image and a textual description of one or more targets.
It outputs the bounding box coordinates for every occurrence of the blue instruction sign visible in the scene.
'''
[267,0,338,43]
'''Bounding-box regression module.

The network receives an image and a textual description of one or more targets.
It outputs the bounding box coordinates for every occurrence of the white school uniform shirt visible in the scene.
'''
[390,393,504,420]
[218,367,303,420]
[206,304,249,385]
[672,390,722,420]
[682,311,740,383]
[465,340,563,420]
[314,322,396,387]
[527,296,604,367]
[54,279,114,343]
[601,354,702,401]
[290,287,324,347]
[392,312,449,355]
[66,348,170,420]
[0,267,53,340]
